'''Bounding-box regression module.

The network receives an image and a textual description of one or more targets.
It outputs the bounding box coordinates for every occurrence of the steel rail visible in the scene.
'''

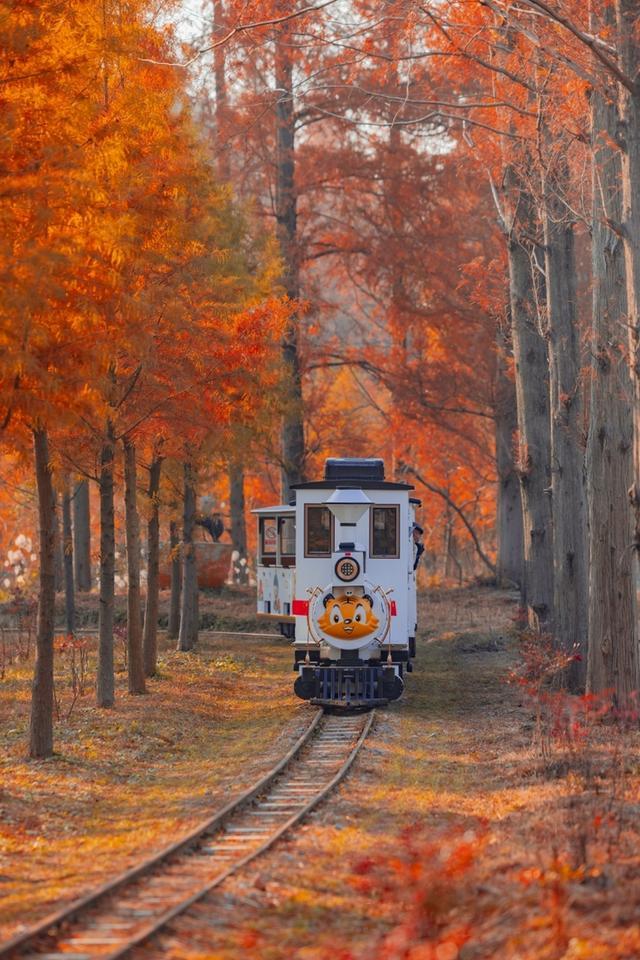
[0,708,375,960]
[0,708,324,959]
[94,709,375,960]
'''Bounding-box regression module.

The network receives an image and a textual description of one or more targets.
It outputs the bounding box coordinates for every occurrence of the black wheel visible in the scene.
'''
[382,669,404,701]
[294,673,316,700]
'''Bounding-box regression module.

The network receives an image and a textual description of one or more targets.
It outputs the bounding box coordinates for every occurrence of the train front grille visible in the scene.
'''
[310,665,387,707]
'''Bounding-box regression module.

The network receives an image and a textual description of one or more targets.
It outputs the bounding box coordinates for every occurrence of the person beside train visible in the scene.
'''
[412,523,424,571]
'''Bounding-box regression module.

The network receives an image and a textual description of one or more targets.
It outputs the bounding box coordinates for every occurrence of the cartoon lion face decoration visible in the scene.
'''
[317,593,379,641]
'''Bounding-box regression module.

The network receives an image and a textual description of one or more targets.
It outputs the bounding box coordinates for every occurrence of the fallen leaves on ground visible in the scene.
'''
[0,589,304,938]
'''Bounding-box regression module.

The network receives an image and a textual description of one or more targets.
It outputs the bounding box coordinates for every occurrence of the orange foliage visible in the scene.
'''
[192,0,504,569]
[0,0,288,576]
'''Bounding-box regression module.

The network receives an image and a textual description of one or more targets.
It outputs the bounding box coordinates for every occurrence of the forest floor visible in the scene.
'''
[2,587,640,958]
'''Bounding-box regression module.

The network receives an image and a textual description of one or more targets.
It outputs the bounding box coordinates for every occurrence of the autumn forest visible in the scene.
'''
[2,0,640,957]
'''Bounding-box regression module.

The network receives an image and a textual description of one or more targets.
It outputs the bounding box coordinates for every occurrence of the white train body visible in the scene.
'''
[254,458,420,707]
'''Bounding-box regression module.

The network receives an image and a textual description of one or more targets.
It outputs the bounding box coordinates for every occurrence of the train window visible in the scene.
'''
[260,517,277,563]
[279,517,296,557]
[370,506,399,558]
[305,505,332,557]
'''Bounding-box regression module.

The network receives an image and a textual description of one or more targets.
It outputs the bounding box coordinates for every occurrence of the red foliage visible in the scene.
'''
[342,825,487,960]
[509,628,640,743]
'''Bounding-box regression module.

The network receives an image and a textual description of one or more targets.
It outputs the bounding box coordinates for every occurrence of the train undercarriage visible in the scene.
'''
[293,656,407,708]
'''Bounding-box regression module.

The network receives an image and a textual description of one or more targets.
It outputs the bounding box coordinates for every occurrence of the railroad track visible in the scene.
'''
[0,708,374,960]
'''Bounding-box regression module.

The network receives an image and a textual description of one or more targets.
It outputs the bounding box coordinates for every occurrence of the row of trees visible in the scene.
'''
[4,0,637,759]
[1,1,289,757]
[196,0,639,701]
[415,0,640,702]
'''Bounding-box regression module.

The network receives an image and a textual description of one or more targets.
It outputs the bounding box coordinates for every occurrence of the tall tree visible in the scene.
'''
[30,428,56,759]
[586,65,639,702]
[495,325,523,588]
[541,145,588,688]
[275,22,305,501]
[123,438,146,694]
[61,477,75,636]
[178,459,198,652]
[228,460,248,582]
[97,424,116,708]
[168,518,182,640]
[616,0,640,571]
[72,480,91,592]
[504,166,554,631]
[142,452,162,677]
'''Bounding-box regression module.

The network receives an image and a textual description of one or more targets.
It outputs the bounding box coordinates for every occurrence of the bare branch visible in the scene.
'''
[403,464,496,576]
[136,0,341,69]
[508,0,636,92]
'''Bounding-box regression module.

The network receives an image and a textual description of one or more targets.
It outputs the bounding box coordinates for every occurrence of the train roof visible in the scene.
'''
[291,457,413,492]
[291,480,414,491]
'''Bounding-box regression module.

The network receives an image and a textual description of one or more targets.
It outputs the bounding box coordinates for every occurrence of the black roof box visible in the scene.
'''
[324,458,385,483]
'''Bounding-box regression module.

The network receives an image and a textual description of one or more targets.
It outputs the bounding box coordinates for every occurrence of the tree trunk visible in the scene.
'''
[616,0,640,567]
[54,493,64,594]
[213,0,231,182]
[168,519,181,640]
[73,479,91,592]
[62,477,75,636]
[191,547,199,646]
[97,424,115,708]
[229,460,248,584]
[542,159,588,690]
[123,439,146,694]
[275,29,305,502]
[495,324,524,589]
[143,455,162,677]
[440,514,452,580]
[178,461,198,651]
[30,427,56,759]
[445,531,463,583]
[505,169,554,632]
[586,79,639,704]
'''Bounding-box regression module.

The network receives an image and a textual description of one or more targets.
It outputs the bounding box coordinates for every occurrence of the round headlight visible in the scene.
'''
[335,556,360,582]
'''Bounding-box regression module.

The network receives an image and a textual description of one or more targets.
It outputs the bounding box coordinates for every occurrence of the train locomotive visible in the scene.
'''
[254,458,420,707]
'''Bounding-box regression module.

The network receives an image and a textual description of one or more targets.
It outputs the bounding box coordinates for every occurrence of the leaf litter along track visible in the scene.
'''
[0,709,374,960]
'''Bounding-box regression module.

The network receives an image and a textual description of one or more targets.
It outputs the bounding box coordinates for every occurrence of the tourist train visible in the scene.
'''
[254,458,420,707]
